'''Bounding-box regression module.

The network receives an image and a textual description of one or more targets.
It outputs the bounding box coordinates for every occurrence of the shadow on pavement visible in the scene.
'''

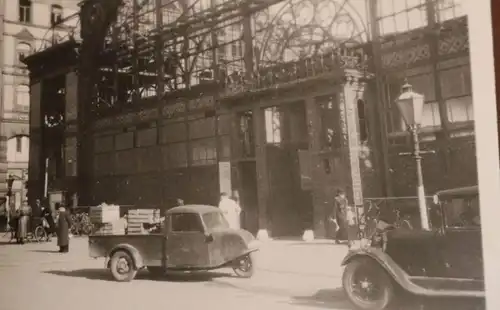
[43,269,232,283]
[290,288,353,310]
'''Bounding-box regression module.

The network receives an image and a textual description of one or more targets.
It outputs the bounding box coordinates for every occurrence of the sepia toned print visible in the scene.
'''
[0,0,494,309]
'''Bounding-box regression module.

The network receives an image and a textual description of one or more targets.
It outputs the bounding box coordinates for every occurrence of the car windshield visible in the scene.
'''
[441,195,481,228]
[202,212,229,231]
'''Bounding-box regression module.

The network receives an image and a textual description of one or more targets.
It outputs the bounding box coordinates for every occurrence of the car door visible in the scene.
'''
[441,197,483,280]
[442,227,483,279]
[165,213,210,268]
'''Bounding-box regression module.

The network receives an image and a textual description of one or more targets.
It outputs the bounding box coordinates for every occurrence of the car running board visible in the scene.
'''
[408,276,484,298]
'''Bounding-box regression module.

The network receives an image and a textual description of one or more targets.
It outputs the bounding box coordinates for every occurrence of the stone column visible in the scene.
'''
[337,69,366,212]
[28,81,44,202]
[64,71,79,203]
[303,97,323,240]
[253,106,270,240]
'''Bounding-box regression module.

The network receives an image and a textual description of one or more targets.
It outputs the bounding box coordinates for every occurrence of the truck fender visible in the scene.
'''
[341,249,414,292]
[106,244,144,270]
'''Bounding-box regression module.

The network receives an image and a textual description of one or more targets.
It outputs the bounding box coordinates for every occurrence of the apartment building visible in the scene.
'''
[0,0,79,209]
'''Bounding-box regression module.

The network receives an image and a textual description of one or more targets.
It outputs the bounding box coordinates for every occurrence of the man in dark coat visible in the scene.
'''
[333,189,349,244]
[56,205,72,253]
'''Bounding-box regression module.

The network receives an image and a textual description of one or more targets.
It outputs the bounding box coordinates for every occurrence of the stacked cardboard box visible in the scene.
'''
[127,209,160,235]
[89,203,120,224]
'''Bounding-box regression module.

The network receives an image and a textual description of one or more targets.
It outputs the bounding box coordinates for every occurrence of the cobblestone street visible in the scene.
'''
[0,236,486,310]
[0,237,353,310]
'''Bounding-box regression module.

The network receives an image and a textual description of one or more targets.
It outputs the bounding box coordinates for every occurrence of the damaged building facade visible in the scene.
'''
[25,0,475,238]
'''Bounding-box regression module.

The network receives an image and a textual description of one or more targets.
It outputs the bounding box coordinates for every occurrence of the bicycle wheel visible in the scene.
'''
[82,223,93,235]
[34,226,47,242]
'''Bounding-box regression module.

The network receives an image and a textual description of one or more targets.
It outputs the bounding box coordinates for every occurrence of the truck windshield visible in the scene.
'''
[202,212,229,231]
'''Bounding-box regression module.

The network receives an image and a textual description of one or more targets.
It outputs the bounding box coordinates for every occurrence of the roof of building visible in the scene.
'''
[166,204,220,214]
[436,185,479,199]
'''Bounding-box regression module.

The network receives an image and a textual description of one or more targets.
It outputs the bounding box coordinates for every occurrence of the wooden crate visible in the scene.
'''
[92,222,126,235]
[90,205,120,224]
[126,222,147,235]
[127,209,160,224]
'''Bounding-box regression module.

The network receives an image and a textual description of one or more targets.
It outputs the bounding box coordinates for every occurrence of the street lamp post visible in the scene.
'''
[395,81,430,231]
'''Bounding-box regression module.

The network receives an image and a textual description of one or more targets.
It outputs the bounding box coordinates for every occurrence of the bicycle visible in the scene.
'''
[70,212,94,236]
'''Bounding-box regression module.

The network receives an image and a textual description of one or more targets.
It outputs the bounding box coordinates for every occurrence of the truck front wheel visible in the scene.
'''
[110,250,138,282]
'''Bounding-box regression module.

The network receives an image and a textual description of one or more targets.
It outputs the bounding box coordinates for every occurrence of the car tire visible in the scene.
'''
[110,251,138,282]
[232,253,254,278]
[342,258,396,310]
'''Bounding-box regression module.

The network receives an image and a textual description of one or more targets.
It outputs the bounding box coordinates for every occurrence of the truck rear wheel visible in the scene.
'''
[232,253,254,278]
[110,250,138,282]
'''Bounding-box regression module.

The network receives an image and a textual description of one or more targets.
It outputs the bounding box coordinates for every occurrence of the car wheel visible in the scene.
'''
[147,266,164,278]
[343,258,396,310]
[110,251,138,282]
[232,253,254,278]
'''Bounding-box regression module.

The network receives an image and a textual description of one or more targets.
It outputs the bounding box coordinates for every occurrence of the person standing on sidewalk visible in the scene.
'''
[333,189,348,245]
[56,204,72,253]
[17,201,31,244]
[218,192,241,230]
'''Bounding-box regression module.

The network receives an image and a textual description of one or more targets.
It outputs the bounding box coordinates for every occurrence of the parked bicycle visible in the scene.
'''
[4,216,48,243]
[69,212,94,236]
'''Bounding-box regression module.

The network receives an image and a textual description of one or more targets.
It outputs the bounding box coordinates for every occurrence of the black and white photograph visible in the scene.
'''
[0,0,498,309]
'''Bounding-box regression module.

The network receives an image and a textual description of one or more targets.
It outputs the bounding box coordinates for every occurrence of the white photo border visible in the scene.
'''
[467,0,500,308]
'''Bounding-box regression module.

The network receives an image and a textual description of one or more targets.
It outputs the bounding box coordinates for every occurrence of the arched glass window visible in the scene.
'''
[19,0,32,23]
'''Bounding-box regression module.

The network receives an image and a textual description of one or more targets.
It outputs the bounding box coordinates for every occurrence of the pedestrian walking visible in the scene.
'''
[218,192,241,230]
[56,204,72,253]
[333,189,348,245]
[17,201,31,244]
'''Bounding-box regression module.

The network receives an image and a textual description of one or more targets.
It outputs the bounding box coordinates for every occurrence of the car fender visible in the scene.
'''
[106,244,144,270]
[341,248,417,293]
[341,249,484,298]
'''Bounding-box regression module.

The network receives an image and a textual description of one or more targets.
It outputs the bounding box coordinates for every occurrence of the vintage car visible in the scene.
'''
[89,204,259,282]
[341,186,484,310]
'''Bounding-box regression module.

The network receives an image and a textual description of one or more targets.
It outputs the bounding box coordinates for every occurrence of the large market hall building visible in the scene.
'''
[25,0,476,238]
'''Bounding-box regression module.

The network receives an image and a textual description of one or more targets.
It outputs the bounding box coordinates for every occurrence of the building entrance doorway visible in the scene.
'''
[237,161,258,235]
[264,101,313,237]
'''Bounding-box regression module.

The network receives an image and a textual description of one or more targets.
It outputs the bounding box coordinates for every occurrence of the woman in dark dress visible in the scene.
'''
[56,205,72,253]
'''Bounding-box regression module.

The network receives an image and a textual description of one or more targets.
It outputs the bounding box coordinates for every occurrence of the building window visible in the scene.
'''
[264,106,282,145]
[357,99,368,142]
[19,0,32,23]
[50,4,63,26]
[238,111,255,157]
[16,42,31,64]
[317,95,341,149]
[16,85,30,111]
[16,137,22,153]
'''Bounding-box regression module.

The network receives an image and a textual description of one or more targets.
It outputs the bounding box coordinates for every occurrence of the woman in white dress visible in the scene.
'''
[218,192,241,230]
